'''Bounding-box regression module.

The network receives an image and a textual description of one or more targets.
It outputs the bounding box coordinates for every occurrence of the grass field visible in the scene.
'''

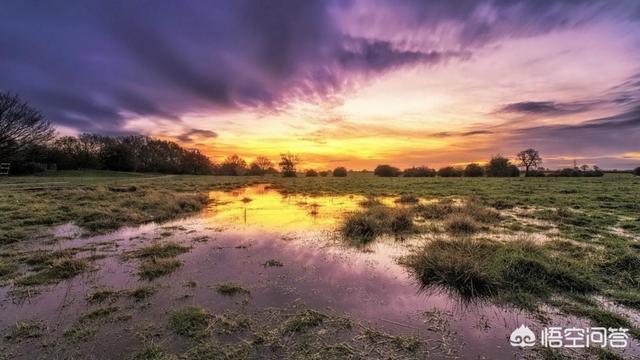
[1,171,639,359]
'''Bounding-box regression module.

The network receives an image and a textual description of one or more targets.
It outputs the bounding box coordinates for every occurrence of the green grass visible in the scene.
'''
[16,257,88,286]
[341,206,413,242]
[402,238,597,307]
[130,242,191,259]
[168,306,210,338]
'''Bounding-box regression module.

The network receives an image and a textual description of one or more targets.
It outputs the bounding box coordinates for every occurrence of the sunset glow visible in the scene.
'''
[2,1,639,169]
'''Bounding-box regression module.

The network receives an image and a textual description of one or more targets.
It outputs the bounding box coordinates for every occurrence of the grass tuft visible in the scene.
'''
[5,320,45,341]
[130,242,190,259]
[284,309,326,333]
[139,258,182,280]
[16,258,88,286]
[215,282,250,296]
[168,306,210,338]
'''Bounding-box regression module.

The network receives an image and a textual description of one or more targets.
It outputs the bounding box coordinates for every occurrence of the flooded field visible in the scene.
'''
[1,181,640,359]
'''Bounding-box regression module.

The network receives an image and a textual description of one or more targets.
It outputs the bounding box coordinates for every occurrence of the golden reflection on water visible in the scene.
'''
[205,184,369,230]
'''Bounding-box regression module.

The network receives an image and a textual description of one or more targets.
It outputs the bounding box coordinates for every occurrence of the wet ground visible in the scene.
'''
[1,185,639,359]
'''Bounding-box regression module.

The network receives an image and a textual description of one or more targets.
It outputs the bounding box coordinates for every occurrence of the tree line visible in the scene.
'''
[0,92,629,177]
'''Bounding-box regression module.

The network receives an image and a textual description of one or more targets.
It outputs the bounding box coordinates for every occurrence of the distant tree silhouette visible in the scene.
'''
[437,166,463,177]
[332,167,347,177]
[318,170,330,177]
[634,167,640,176]
[279,152,300,177]
[464,163,484,177]
[247,156,274,175]
[403,166,436,177]
[0,92,54,162]
[305,169,318,177]
[516,149,542,176]
[219,154,247,176]
[374,164,401,177]
[486,155,519,177]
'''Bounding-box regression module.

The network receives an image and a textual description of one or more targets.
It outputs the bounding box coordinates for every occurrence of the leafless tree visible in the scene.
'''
[516,148,542,176]
[0,92,54,161]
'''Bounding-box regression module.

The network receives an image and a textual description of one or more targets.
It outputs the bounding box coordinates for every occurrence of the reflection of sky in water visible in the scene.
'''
[205,184,369,230]
[5,186,639,359]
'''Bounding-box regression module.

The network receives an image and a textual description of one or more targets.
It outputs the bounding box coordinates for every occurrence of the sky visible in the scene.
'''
[1,0,640,170]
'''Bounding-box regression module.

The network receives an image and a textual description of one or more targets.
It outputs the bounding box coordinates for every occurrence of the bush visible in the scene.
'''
[634,167,640,176]
[318,171,329,177]
[525,169,546,177]
[403,166,436,177]
[437,166,463,177]
[305,169,318,177]
[508,165,520,177]
[374,164,401,177]
[332,167,347,177]
[548,168,603,177]
[10,162,47,175]
[464,163,484,177]
[486,156,519,177]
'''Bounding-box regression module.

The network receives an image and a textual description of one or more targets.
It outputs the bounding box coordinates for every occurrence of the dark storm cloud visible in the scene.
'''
[497,101,595,115]
[505,106,640,155]
[1,0,639,134]
[176,129,219,143]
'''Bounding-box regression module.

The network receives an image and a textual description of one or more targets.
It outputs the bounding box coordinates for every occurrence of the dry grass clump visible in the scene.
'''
[402,238,597,307]
[168,306,211,338]
[341,206,413,242]
[444,214,479,235]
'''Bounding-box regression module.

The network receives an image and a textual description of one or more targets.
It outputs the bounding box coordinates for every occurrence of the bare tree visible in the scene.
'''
[0,92,54,161]
[516,148,542,176]
[278,152,300,177]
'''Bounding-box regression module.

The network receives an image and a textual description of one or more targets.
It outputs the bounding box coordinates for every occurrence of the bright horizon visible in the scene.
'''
[2,1,640,170]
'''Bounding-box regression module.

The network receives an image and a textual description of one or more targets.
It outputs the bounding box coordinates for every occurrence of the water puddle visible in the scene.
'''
[204,184,366,230]
[2,185,639,359]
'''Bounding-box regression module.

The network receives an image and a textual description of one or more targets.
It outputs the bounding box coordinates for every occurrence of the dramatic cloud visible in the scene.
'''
[496,101,595,116]
[1,0,640,168]
[175,129,219,143]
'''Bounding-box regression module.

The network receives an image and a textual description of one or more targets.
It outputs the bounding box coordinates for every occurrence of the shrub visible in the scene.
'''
[10,162,47,175]
[437,166,463,177]
[305,169,318,177]
[332,167,348,177]
[486,156,518,177]
[525,169,546,177]
[318,170,329,177]
[463,163,484,177]
[634,167,640,176]
[403,166,436,177]
[374,164,401,177]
